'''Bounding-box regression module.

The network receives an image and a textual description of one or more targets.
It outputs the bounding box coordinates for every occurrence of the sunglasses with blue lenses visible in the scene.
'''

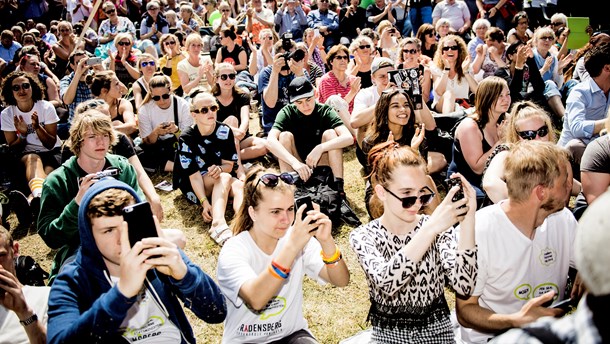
[255,173,297,188]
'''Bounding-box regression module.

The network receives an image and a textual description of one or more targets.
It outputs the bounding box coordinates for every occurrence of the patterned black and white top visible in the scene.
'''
[349,217,478,344]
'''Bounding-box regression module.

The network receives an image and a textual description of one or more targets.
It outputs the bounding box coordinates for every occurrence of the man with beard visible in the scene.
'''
[455,141,583,344]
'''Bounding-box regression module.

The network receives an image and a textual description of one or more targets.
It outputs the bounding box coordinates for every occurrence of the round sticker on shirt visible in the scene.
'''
[539,247,556,266]
[216,126,230,140]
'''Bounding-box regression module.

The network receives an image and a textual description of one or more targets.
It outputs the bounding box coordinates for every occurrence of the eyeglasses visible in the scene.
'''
[118,41,131,46]
[191,104,219,114]
[540,36,554,41]
[219,73,236,80]
[221,8,230,12]
[255,172,297,188]
[319,0,329,3]
[426,32,435,37]
[358,44,371,50]
[442,45,459,52]
[164,40,176,45]
[59,28,71,32]
[141,61,155,67]
[403,48,417,54]
[334,55,349,60]
[517,125,549,140]
[105,8,116,14]
[383,186,435,208]
[152,93,171,101]
[12,83,31,92]
[550,22,562,27]
[202,2,209,4]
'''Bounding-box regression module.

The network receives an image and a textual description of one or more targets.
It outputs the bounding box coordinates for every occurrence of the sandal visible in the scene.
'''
[209,225,233,246]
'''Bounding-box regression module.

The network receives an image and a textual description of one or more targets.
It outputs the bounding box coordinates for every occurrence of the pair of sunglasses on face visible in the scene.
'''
[218,73,236,81]
[255,172,298,188]
[12,83,31,92]
[383,186,436,208]
[517,125,549,140]
[191,105,219,114]
[152,93,170,101]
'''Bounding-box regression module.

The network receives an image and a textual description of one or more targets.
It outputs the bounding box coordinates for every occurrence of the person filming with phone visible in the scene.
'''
[46,178,227,343]
[455,141,585,343]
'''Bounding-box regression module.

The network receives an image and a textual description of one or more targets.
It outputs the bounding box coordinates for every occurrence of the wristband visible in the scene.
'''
[321,245,341,264]
[20,313,38,326]
[269,264,289,279]
[324,253,343,266]
[199,196,208,204]
[271,260,291,274]
[17,132,27,140]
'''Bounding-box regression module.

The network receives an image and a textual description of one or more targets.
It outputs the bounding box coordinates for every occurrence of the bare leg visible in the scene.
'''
[321,129,344,179]
[230,178,244,213]
[427,152,447,174]
[22,154,47,182]
[277,131,304,172]
[240,136,268,160]
[209,172,232,230]
[547,95,565,119]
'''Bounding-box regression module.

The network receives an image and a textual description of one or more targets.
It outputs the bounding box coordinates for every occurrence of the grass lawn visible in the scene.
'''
[10,113,459,343]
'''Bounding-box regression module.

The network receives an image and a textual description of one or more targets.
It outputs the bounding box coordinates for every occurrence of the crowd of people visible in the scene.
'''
[0,0,609,342]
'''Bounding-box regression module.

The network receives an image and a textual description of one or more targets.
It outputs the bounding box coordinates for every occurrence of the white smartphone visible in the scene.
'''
[314,28,320,37]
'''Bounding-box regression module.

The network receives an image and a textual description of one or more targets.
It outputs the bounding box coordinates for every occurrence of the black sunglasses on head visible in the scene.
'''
[256,173,297,188]
[383,186,435,208]
[517,125,549,140]
[191,105,219,114]
[152,93,171,101]
[219,73,236,81]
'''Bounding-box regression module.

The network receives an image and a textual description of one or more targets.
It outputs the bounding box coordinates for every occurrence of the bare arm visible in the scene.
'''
[481,150,508,203]
[581,171,610,205]
[128,155,164,221]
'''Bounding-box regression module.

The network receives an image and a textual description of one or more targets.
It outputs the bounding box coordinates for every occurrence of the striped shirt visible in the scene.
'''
[318,71,356,113]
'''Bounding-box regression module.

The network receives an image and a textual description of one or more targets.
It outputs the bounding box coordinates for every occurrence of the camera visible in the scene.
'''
[281,32,293,51]
[94,168,121,179]
[280,49,305,71]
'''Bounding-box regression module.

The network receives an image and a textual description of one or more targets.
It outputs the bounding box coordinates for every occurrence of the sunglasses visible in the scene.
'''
[319,0,329,2]
[105,8,116,14]
[191,105,219,114]
[550,22,562,27]
[118,41,131,46]
[59,28,71,32]
[403,48,417,54]
[383,186,435,209]
[12,83,31,92]
[255,172,297,188]
[221,8,230,11]
[152,93,171,101]
[426,32,435,37]
[334,55,349,60]
[164,40,176,45]
[358,44,371,50]
[141,61,155,67]
[148,7,159,10]
[517,125,549,140]
[442,45,459,52]
[540,36,554,41]
[219,73,236,81]
[202,2,209,4]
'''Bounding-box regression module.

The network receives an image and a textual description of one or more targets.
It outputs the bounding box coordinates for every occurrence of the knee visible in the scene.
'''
[278,131,295,146]
[321,129,338,142]
[224,116,239,128]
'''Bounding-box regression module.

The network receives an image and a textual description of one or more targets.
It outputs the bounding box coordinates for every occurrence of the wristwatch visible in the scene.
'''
[20,313,38,326]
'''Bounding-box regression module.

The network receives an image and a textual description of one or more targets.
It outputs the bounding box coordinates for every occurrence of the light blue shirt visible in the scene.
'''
[0,41,22,62]
[307,9,339,32]
[558,77,610,146]
[275,6,308,38]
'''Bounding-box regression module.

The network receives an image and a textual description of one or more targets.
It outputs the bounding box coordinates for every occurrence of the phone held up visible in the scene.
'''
[446,178,464,202]
[295,195,317,232]
[122,202,159,255]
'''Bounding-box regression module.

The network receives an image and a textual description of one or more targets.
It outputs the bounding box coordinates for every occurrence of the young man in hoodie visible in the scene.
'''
[46,178,227,343]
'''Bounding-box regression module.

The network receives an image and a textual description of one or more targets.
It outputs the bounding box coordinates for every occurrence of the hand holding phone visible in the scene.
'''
[549,298,573,312]
[295,195,317,232]
[123,202,159,253]
[446,178,464,202]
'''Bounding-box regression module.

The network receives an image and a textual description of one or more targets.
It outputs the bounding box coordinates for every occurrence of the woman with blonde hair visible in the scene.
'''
[178,4,200,35]
[132,53,158,109]
[376,20,400,61]
[158,33,186,95]
[52,21,82,77]
[347,35,376,89]
[177,33,215,94]
[105,32,140,87]
[397,37,432,106]
[217,166,349,343]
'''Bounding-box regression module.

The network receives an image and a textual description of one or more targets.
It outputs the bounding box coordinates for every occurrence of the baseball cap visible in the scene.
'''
[288,76,315,103]
[371,57,394,75]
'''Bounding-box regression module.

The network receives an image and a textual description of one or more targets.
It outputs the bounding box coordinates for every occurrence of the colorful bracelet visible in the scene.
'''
[271,260,291,274]
[321,246,341,264]
[325,253,343,267]
[269,264,289,279]
[268,266,284,280]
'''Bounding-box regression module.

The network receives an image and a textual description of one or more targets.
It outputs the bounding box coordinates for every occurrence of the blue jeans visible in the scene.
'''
[409,6,432,37]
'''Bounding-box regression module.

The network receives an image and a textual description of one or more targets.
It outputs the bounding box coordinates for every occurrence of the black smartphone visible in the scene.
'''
[550,298,573,311]
[122,202,158,248]
[446,178,464,202]
[295,195,314,221]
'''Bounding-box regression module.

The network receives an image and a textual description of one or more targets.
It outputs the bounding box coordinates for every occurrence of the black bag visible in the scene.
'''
[293,167,343,224]
[14,255,49,286]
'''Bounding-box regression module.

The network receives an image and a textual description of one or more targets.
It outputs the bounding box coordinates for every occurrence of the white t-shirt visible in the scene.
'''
[0,286,50,344]
[217,229,326,344]
[353,85,381,114]
[177,56,214,92]
[108,277,181,343]
[0,100,61,153]
[137,95,193,139]
[459,203,577,344]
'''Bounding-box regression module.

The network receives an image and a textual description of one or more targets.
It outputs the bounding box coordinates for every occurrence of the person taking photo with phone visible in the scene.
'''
[217,166,349,343]
[46,178,226,343]
[349,141,478,343]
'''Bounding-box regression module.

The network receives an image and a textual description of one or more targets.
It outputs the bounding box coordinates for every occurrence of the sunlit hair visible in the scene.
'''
[114,33,133,49]
[326,44,349,65]
[137,53,158,73]
[506,101,556,143]
[74,98,108,115]
[397,37,422,64]
[184,32,204,50]
[376,20,393,35]
[68,109,119,156]
[472,18,491,31]
[348,35,374,55]
[365,89,417,147]
[190,91,217,109]
[259,28,276,43]
[470,76,508,127]
[433,34,468,82]
[231,166,295,235]
[87,70,117,97]
[504,140,569,203]
[367,141,427,187]
[87,188,135,220]
[159,33,180,49]
[485,27,505,42]
[534,26,555,43]
[0,225,13,252]
[435,18,451,33]
[142,74,172,104]
[0,71,45,105]
[211,62,245,96]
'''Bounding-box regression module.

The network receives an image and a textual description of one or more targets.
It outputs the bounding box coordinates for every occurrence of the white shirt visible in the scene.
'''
[0,100,61,153]
[459,204,577,344]
[177,56,214,92]
[138,95,193,139]
[353,85,381,114]
[217,229,326,343]
[0,286,50,344]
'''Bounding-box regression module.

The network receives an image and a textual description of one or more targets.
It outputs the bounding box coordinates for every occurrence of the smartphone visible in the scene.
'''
[86,57,102,66]
[122,202,158,249]
[550,298,573,311]
[314,28,320,38]
[446,178,464,202]
[295,195,315,223]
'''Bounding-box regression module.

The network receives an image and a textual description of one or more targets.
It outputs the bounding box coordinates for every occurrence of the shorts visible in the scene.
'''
[20,147,62,169]
[543,79,562,99]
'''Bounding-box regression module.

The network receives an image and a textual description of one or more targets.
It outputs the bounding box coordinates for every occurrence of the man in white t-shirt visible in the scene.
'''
[0,226,49,344]
[431,0,471,37]
[456,141,584,343]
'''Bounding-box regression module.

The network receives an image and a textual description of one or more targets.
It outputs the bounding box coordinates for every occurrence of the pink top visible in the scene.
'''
[318,71,356,113]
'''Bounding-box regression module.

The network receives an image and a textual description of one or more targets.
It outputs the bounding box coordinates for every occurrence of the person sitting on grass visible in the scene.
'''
[173,92,243,246]
[46,179,227,343]
[266,76,353,198]
[217,166,349,343]
[349,142,478,343]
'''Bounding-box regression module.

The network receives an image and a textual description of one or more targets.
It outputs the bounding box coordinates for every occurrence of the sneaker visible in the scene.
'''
[9,190,32,228]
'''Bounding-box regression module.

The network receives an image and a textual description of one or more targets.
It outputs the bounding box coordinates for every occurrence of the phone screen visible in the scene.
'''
[123,202,158,248]
[295,196,314,221]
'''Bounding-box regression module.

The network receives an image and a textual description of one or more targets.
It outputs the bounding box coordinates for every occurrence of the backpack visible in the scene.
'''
[293,167,342,224]
[15,255,49,286]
